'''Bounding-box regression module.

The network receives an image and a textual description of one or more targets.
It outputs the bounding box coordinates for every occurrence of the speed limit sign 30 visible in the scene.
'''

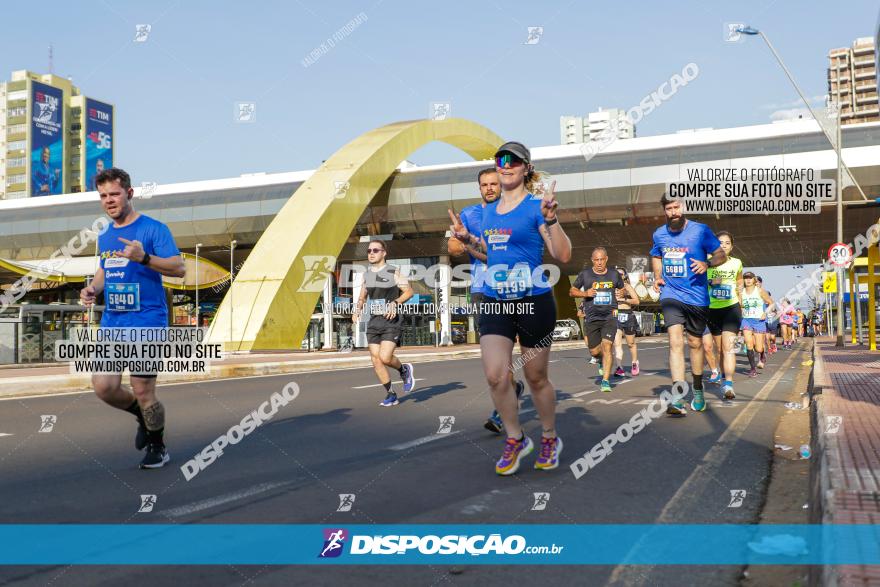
[828,242,853,267]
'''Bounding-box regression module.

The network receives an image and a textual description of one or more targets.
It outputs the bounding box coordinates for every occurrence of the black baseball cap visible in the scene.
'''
[495,141,531,164]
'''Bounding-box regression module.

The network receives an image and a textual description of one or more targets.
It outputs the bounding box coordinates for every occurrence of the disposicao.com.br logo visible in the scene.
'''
[318,529,564,558]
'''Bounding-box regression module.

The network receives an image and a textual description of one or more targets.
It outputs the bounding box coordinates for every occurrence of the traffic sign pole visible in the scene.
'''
[828,242,852,347]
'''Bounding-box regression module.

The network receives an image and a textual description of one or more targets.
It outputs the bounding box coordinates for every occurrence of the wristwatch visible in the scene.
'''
[139,252,151,266]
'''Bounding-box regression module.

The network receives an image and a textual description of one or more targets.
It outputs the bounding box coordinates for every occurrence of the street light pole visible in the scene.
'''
[229,239,237,349]
[737,25,859,345]
[195,243,202,328]
[835,100,846,346]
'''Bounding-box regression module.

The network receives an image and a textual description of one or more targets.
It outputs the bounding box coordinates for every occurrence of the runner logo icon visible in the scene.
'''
[319,528,348,558]
[298,256,337,292]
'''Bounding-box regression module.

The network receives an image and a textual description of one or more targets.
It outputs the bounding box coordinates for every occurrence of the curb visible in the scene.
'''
[0,340,590,399]
[807,339,838,587]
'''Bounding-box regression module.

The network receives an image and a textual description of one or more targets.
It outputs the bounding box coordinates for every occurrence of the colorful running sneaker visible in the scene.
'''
[600,379,612,393]
[690,389,706,412]
[401,363,416,393]
[631,361,640,376]
[708,370,722,384]
[722,383,735,400]
[379,391,399,407]
[614,366,626,377]
[666,399,687,416]
[534,436,563,470]
[747,368,758,378]
[589,356,598,364]
[495,435,534,475]
[757,361,765,370]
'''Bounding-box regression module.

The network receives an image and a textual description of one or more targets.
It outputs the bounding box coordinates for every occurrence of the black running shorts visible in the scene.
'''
[586,318,618,348]
[615,310,639,336]
[479,291,556,348]
[660,298,708,337]
[707,304,742,336]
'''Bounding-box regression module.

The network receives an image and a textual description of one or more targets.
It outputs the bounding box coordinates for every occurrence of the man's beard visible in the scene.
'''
[667,216,685,230]
[482,192,498,204]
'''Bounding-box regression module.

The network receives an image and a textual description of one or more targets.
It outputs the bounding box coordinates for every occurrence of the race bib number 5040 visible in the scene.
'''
[106,283,140,312]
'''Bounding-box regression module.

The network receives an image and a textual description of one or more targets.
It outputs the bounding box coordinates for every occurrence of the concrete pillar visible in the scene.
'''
[322,274,334,350]
[352,268,367,348]
[439,256,452,346]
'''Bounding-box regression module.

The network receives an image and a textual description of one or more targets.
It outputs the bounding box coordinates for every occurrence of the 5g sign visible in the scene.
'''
[96,131,112,150]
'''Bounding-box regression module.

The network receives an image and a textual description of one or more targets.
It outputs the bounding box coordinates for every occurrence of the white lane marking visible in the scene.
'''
[352,378,425,389]
[571,390,596,397]
[388,430,463,451]
[165,482,289,518]
[0,389,92,402]
[0,433,13,437]
[606,349,802,586]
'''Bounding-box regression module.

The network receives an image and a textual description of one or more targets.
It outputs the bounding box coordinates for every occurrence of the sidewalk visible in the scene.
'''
[810,337,880,587]
[0,339,602,399]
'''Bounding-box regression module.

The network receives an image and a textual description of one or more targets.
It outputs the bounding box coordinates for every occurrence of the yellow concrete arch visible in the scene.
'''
[208,118,505,351]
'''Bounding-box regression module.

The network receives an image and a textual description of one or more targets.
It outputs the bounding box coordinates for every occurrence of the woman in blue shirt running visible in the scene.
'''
[449,141,571,476]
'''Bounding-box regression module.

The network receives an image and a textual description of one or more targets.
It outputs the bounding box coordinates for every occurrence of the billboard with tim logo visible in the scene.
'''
[84,98,113,191]
[29,81,64,196]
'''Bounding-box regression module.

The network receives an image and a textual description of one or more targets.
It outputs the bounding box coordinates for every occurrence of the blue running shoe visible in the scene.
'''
[484,411,503,433]
[690,389,706,412]
[401,363,415,393]
[600,379,612,393]
[379,391,399,407]
[708,370,722,384]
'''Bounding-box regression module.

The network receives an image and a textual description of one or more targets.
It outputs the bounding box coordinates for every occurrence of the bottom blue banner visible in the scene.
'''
[1,525,878,565]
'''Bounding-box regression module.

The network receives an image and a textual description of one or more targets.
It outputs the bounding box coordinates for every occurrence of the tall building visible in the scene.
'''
[827,37,879,125]
[0,70,114,200]
[560,107,634,145]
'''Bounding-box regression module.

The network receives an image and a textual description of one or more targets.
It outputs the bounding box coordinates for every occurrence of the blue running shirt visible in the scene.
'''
[650,220,721,307]
[480,195,548,299]
[459,203,487,295]
[98,214,180,328]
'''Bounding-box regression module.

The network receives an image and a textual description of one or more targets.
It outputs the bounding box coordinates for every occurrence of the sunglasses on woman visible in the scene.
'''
[495,153,524,168]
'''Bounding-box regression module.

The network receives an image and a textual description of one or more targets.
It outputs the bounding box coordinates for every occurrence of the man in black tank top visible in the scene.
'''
[353,239,416,407]
[570,247,638,392]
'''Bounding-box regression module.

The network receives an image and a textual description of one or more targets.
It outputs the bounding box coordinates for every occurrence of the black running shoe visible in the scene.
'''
[139,444,170,469]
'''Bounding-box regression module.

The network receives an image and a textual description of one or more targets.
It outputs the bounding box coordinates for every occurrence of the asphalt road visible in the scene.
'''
[0,337,810,586]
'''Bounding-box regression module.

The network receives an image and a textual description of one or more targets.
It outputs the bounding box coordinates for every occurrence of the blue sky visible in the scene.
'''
[2,0,873,308]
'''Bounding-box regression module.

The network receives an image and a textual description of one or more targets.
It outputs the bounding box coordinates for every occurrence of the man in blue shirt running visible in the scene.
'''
[80,167,185,469]
[451,168,525,434]
[650,194,726,416]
